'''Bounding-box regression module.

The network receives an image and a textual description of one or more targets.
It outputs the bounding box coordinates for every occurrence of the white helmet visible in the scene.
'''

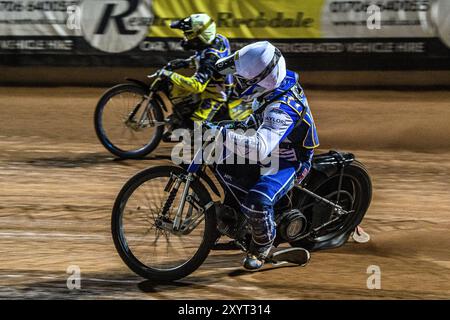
[216,41,286,100]
[170,13,216,50]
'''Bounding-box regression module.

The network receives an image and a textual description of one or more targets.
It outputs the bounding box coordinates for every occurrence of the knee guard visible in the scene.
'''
[241,192,276,246]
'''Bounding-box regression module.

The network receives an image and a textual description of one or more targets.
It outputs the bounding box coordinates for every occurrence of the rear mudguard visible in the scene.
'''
[311,150,355,178]
[305,231,351,252]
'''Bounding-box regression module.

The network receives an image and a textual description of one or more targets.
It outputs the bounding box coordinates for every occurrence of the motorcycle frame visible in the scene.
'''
[125,66,238,131]
[162,132,353,240]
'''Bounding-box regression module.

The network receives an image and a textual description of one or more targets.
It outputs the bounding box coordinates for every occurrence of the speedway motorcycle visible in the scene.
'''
[111,127,372,281]
[94,63,252,159]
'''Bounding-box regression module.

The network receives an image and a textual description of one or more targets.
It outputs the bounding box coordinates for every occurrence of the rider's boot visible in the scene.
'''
[243,241,273,270]
[162,113,195,142]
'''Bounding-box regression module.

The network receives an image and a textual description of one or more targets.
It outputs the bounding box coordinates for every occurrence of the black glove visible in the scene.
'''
[167,58,190,70]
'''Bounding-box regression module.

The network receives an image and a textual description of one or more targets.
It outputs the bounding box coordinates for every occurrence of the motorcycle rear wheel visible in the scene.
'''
[291,160,372,251]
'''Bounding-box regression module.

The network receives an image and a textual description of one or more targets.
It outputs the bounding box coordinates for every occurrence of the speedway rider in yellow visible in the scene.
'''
[160,13,232,139]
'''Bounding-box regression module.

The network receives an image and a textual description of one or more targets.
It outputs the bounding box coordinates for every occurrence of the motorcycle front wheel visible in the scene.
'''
[111,166,217,281]
[94,83,165,159]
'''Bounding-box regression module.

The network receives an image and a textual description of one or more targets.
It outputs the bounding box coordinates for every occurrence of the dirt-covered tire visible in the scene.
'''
[94,83,164,159]
[291,160,372,251]
[111,166,217,282]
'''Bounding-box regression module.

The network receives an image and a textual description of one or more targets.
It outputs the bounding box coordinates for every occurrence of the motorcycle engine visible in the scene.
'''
[276,209,308,242]
[215,204,248,240]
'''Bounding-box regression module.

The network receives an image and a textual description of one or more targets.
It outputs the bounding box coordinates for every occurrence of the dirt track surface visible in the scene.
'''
[0,87,449,299]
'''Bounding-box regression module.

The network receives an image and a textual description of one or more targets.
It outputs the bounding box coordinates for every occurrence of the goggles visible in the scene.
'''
[232,48,281,96]
[171,17,214,41]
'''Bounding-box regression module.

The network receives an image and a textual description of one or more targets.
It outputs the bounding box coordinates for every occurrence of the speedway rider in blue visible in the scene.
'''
[213,41,319,270]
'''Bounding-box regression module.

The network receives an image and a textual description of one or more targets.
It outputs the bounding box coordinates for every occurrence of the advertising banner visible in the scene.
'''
[0,0,449,70]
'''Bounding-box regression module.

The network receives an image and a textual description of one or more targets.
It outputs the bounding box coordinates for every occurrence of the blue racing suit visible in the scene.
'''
[223,70,319,246]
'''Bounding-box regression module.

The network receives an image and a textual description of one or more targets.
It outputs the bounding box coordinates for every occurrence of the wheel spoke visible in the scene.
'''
[300,175,360,240]
[98,87,160,154]
[117,172,207,271]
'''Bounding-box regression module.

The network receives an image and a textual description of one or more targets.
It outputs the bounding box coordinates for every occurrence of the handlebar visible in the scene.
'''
[147,56,193,79]
[147,71,159,79]
[147,67,167,79]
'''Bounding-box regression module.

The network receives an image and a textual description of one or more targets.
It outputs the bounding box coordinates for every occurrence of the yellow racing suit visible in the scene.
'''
[167,33,232,121]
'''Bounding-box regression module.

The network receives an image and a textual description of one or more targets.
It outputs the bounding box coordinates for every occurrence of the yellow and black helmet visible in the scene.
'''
[170,13,216,50]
